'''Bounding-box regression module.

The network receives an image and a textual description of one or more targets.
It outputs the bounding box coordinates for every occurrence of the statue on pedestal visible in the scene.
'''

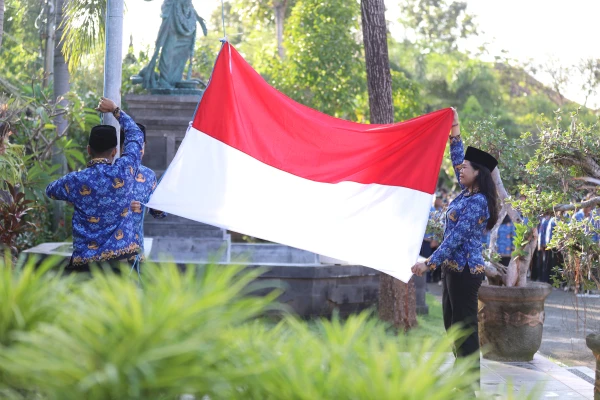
[132,0,207,94]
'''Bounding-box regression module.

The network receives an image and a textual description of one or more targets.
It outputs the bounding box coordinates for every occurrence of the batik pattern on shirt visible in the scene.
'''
[497,220,516,257]
[46,111,144,266]
[130,164,166,247]
[426,136,489,275]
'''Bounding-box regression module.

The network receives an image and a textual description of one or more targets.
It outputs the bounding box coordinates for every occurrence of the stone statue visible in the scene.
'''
[132,0,207,94]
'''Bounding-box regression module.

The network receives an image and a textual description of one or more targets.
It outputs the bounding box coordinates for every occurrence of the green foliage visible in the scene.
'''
[0,183,36,254]
[0,84,98,248]
[0,0,44,86]
[0,263,279,399]
[0,260,498,399]
[0,143,25,188]
[465,117,526,188]
[267,0,367,120]
[0,253,73,393]
[61,0,106,73]
[408,293,446,339]
[391,70,423,121]
[511,221,537,259]
[399,0,477,53]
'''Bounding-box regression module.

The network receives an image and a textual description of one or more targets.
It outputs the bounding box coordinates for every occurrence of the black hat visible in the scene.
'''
[465,146,498,172]
[120,123,146,145]
[89,125,117,153]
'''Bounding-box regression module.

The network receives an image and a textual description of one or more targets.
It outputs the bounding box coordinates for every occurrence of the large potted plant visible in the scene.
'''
[466,112,600,362]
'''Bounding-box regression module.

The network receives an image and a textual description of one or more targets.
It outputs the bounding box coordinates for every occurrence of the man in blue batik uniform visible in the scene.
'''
[497,215,516,266]
[46,97,143,272]
[120,124,166,253]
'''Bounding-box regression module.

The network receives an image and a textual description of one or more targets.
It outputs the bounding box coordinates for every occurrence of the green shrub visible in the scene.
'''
[0,253,73,395]
[0,261,529,399]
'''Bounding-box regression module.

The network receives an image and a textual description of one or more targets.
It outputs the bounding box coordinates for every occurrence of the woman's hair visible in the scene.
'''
[471,161,499,231]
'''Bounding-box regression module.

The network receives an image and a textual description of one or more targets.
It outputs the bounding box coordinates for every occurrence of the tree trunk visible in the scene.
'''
[43,0,57,87]
[379,276,417,332]
[273,1,287,59]
[360,0,393,124]
[0,0,4,49]
[361,0,416,330]
[485,167,534,287]
[52,0,69,231]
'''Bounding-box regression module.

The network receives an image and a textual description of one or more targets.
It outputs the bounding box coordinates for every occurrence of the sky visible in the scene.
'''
[124,0,600,107]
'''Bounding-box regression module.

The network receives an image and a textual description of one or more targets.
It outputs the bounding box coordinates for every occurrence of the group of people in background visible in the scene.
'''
[422,190,600,287]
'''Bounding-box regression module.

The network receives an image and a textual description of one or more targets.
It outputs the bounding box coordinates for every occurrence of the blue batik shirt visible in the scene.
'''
[497,220,516,257]
[46,111,143,266]
[426,136,489,275]
[131,164,166,249]
[538,217,551,248]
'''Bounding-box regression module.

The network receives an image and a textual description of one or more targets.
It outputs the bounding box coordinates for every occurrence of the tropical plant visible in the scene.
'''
[0,261,515,399]
[0,183,35,254]
[0,253,73,394]
[515,110,600,292]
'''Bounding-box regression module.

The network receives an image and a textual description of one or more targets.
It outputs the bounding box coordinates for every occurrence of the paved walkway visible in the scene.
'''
[478,353,594,399]
[427,282,600,398]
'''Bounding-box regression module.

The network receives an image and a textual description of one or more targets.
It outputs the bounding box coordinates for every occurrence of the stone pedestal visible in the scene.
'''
[586,333,600,400]
[124,94,226,241]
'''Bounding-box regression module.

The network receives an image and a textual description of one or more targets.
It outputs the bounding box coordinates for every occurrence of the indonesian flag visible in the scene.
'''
[146,42,453,283]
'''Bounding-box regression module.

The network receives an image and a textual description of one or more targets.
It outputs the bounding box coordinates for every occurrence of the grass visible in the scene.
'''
[409,293,446,338]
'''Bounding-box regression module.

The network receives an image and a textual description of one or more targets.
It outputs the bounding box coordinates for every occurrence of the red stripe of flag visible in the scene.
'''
[193,43,452,193]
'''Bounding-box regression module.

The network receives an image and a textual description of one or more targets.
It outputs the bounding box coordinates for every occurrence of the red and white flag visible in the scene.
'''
[145,42,453,283]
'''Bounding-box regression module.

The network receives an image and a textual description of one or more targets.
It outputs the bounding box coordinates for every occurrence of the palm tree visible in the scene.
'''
[0,0,5,49]
[60,0,106,72]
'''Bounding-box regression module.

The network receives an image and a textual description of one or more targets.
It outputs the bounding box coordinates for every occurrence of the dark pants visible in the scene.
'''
[442,266,483,375]
[530,250,539,281]
[537,249,549,283]
[65,256,136,275]
[500,256,511,267]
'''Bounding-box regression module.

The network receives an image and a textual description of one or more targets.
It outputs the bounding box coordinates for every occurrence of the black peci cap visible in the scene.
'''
[89,125,117,153]
[465,146,498,172]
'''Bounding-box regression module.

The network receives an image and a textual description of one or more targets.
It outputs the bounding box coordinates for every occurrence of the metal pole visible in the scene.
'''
[103,0,124,156]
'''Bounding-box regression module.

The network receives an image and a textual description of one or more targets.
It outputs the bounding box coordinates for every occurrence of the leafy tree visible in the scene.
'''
[577,58,600,108]
[399,0,477,53]
[0,0,44,86]
[230,0,297,58]
[268,0,367,120]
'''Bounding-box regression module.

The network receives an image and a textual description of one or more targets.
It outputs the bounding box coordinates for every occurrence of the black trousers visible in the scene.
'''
[537,249,550,283]
[442,266,483,360]
[65,256,136,275]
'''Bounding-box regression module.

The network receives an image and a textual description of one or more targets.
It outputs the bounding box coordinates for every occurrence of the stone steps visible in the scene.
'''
[148,237,229,263]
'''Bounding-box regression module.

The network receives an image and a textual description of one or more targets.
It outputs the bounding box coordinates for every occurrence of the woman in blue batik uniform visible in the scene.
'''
[412,108,499,379]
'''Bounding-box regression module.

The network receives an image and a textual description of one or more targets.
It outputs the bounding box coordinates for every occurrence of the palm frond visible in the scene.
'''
[60,0,107,73]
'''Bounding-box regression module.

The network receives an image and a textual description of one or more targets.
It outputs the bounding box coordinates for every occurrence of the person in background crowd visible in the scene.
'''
[497,215,516,266]
[424,194,444,283]
[119,125,166,255]
[544,214,559,285]
[536,213,551,283]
